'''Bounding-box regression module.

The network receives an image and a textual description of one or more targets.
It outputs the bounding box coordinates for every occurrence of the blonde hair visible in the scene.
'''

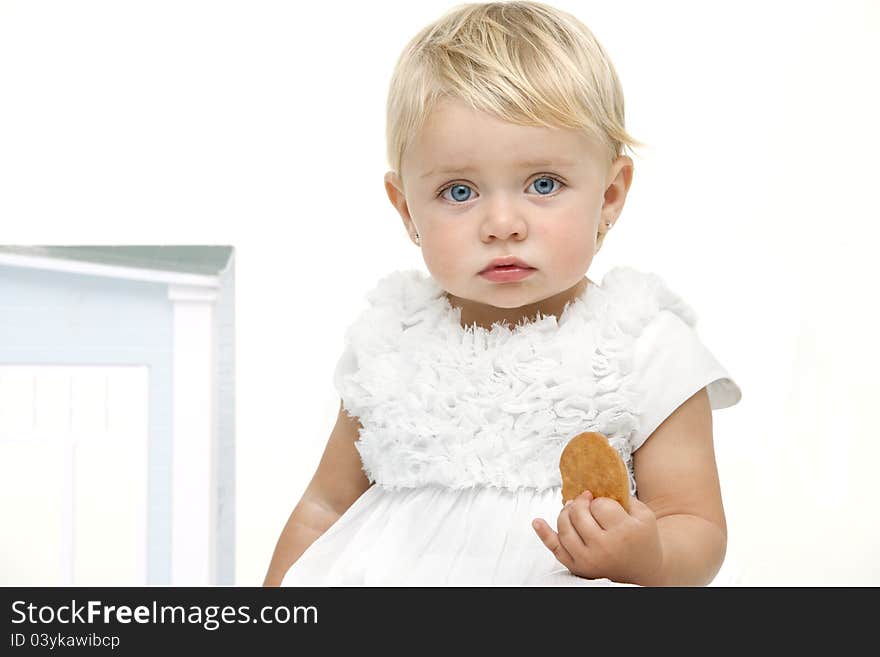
[385,0,644,182]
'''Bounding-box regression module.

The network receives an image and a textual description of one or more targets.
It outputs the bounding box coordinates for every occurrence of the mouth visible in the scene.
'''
[480,265,537,283]
[479,256,535,274]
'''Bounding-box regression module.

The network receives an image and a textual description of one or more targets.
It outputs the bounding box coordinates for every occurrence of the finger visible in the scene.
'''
[532,518,575,570]
[589,496,629,530]
[568,494,604,543]
[556,503,587,554]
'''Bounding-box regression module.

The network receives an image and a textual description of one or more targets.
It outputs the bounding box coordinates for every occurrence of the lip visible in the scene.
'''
[479,267,536,283]
[478,256,536,283]
[479,256,534,273]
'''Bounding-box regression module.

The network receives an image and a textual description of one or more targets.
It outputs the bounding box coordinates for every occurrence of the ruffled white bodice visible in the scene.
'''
[334,266,700,495]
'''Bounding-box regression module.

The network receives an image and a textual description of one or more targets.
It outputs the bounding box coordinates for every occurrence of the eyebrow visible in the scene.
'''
[419,159,578,179]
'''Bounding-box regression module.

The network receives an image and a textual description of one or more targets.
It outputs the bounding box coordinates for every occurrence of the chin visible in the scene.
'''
[479,289,542,309]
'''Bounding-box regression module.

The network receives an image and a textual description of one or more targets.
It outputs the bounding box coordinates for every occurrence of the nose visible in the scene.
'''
[479,196,528,242]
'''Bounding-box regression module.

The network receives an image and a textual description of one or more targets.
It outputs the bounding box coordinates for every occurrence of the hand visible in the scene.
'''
[532,490,664,586]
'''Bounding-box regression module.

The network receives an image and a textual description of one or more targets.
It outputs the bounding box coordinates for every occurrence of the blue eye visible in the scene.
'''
[530,177,560,195]
[442,184,474,203]
[438,176,563,203]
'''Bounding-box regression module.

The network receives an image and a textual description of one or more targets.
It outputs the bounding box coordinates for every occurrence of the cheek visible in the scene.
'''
[421,229,468,279]
[423,250,453,279]
[540,218,597,269]
[554,241,594,274]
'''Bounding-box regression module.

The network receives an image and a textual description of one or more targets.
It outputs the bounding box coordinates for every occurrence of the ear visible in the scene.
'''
[384,171,420,243]
[601,155,634,225]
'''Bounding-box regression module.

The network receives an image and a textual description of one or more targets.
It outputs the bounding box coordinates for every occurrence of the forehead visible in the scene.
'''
[410,98,604,177]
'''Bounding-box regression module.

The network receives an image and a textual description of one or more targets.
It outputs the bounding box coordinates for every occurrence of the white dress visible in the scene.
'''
[282,266,742,586]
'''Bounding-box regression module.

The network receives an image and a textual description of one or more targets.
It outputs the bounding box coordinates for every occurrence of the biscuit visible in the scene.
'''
[559,431,630,512]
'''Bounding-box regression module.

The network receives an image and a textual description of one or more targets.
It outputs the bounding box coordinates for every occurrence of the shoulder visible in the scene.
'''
[610,267,742,451]
[333,269,446,391]
[600,267,726,379]
[600,265,699,330]
[340,269,437,340]
[364,269,441,313]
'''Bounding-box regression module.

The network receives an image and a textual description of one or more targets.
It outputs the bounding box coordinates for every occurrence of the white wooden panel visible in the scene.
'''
[0,365,149,585]
[74,438,147,585]
[70,369,107,436]
[0,368,35,435]
[33,369,71,436]
[106,367,148,439]
[0,441,67,585]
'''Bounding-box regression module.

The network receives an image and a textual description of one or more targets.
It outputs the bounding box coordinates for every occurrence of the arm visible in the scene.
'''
[533,386,726,586]
[262,400,372,586]
[631,386,727,586]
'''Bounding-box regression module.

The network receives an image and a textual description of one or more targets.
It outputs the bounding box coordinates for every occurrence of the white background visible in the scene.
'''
[1,0,878,586]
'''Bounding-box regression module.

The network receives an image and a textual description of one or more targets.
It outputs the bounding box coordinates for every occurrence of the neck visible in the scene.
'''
[447,277,592,331]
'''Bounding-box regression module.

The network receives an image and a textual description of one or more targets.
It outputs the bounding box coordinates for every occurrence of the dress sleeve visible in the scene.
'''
[629,310,742,452]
